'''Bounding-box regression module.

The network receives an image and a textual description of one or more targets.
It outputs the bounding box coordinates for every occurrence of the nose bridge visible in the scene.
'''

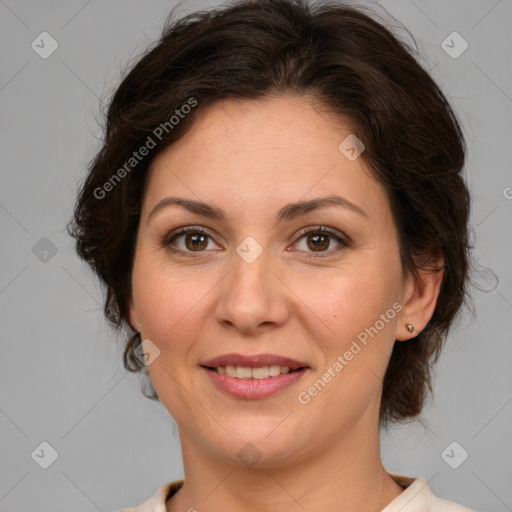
[215,237,286,331]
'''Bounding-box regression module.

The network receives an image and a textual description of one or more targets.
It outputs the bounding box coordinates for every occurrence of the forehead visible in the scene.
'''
[143,95,389,223]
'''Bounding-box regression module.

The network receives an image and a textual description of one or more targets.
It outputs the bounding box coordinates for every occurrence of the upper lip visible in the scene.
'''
[201,353,309,370]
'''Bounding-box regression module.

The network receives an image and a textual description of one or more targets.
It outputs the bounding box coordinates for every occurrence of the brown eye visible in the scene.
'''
[292,226,350,258]
[184,232,208,251]
[162,227,221,255]
[306,233,330,251]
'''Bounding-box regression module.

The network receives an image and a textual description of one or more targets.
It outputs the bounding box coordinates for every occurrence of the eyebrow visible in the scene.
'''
[147,194,368,225]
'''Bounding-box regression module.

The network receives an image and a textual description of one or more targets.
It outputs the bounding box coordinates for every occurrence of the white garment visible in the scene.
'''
[116,473,474,512]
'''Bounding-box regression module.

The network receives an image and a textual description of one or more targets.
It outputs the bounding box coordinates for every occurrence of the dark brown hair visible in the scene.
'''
[68,0,471,426]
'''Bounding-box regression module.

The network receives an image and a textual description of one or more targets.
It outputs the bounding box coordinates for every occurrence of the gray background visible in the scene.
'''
[0,0,511,510]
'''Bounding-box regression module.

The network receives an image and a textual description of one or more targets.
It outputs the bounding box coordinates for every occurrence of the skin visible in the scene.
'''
[128,94,443,512]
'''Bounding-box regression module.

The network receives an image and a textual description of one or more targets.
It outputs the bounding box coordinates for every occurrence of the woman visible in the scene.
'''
[68,0,474,510]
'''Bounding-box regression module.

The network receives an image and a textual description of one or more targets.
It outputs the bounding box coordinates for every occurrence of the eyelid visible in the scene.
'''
[162,225,216,245]
[161,225,222,255]
[288,225,351,258]
[292,225,350,244]
[162,224,350,257]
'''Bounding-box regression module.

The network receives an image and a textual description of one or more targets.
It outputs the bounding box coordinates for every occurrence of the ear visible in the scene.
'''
[128,297,139,333]
[395,255,444,341]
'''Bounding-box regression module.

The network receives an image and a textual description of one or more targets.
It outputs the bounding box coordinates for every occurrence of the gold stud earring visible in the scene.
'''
[406,323,414,333]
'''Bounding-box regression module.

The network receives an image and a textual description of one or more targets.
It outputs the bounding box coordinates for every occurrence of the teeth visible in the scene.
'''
[236,366,252,378]
[214,365,295,379]
[269,365,281,377]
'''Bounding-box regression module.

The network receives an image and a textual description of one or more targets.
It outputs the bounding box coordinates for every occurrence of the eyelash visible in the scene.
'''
[162,225,350,259]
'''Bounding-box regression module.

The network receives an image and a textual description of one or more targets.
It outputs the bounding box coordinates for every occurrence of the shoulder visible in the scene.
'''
[113,475,475,512]
[114,479,184,512]
[430,495,474,512]
[383,474,475,512]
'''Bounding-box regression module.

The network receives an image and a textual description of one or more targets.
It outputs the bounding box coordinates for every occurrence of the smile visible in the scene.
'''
[210,364,296,378]
[201,366,309,399]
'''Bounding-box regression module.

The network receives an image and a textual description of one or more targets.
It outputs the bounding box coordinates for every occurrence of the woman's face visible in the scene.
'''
[129,95,416,467]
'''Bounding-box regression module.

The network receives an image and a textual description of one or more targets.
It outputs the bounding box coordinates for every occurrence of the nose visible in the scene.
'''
[214,245,290,335]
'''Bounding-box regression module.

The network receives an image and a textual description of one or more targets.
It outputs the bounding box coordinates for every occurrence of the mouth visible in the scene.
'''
[200,353,310,399]
[200,353,309,371]
[203,364,305,379]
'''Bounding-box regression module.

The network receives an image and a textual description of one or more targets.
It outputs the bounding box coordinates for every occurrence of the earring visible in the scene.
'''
[406,323,414,333]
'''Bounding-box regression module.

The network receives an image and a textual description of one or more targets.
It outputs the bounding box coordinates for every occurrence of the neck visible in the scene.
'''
[167,412,404,512]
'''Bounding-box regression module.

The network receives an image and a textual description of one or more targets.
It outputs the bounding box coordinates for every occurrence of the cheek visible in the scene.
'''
[130,253,217,412]
[292,271,400,414]
[294,261,400,339]
[131,250,215,349]
[290,255,402,406]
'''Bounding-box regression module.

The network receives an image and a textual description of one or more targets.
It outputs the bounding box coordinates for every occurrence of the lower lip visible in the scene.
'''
[202,367,308,399]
